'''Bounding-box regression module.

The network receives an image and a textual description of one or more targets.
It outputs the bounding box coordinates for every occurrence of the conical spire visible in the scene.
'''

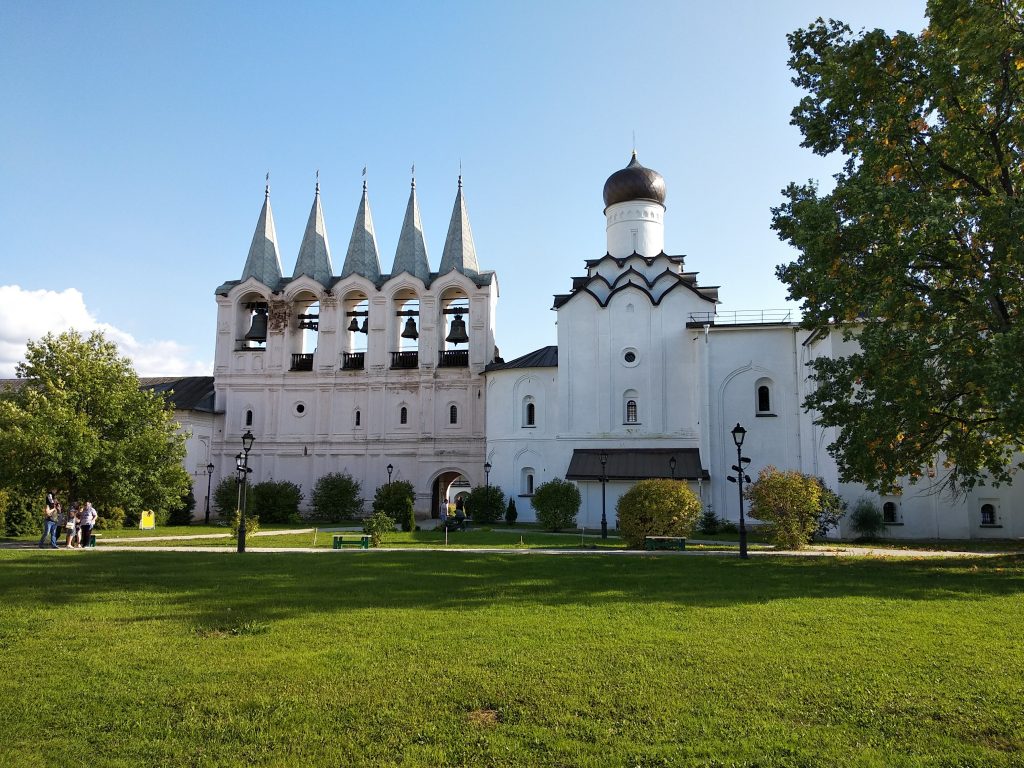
[390,177,431,282]
[341,180,382,281]
[439,175,479,276]
[241,181,284,287]
[292,180,334,286]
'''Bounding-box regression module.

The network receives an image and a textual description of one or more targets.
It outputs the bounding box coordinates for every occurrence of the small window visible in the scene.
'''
[526,402,535,426]
[757,386,771,413]
[354,410,361,427]
[883,501,898,524]
[400,406,408,425]
[624,351,636,363]
[527,474,534,494]
[449,405,458,425]
[295,403,306,416]
[981,503,997,526]
[245,410,253,427]
[521,467,535,495]
[626,400,638,424]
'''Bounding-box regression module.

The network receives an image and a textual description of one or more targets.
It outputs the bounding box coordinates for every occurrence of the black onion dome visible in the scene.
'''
[602,152,667,209]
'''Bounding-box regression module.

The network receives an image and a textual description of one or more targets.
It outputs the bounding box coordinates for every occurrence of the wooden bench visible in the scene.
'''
[333,534,371,550]
[644,536,686,551]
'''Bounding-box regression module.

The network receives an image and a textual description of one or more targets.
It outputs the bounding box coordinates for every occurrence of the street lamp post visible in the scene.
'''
[236,430,255,553]
[386,463,393,486]
[204,462,215,525]
[599,452,608,539]
[727,423,751,559]
[669,456,677,480]
[484,461,491,488]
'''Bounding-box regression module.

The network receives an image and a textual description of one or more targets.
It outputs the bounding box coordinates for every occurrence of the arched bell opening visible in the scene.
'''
[290,290,319,371]
[342,290,369,370]
[237,291,269,350]
[438,288,469,368]
[391,289,420,369]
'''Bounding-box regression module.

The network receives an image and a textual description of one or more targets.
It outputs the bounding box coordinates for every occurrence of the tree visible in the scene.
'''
[372,481,416,521]
[464,485,505,524]
[0,331,189,515]
[249,480,303,524]
[746,466,823,550]
[309,472,363,521]
[615,479,702,549]
[505,497,518,526]
[531,478,580,532]
[813,479,847,540]
[773,2,1024,496]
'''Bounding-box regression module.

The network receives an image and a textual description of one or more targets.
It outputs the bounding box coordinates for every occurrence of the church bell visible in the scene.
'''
[401,317,419,340]
[347,317,360,332]
[359,318,369,334]
[244,307,268,343]
[445,313,469,345]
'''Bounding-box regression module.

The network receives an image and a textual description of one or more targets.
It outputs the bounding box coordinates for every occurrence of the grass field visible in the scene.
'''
[1,550,1022,767]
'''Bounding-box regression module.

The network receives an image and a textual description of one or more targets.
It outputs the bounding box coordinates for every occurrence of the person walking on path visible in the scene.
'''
[65,503,81,548]
[79,501,98,548]
[38,490,60,549]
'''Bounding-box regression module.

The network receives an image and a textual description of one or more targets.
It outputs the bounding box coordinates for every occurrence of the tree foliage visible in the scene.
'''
[249,480,303,524]
[746,466,823,550]
[531,479,580,532]
[372,481,416,521]
[465,485,505,524]
[615,479,702,549]
[773,2,1024,495]
[309,472,363,521]
[0,331,189,514]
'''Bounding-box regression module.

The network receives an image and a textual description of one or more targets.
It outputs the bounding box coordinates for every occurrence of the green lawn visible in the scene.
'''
[1,551,1022,766]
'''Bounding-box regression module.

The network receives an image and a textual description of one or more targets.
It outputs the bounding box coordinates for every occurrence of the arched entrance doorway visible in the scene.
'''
[431,470,469,519]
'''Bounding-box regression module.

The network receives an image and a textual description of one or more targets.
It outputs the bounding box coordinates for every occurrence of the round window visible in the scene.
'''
[622,348,640,367]
[294,403,306,416]
[624,351,636,363]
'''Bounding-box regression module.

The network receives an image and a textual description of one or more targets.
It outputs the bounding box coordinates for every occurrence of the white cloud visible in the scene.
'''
[0,285,211,377]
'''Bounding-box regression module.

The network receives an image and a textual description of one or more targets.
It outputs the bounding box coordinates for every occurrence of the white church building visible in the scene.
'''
[194,154,1021,540]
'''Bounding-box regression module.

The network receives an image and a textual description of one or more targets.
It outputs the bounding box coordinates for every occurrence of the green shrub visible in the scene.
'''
[397,496,416,532]
[213,477,250,519]
[616,479,702,549]
[849,498,886,540]
[697,507,720,535]
[465,485,505,524]
[372,481,415,520]
[167,486,196,526]
[310,472,363,521]
[532,479,580,532]
[746,466,822,550]
[719,520,739,534]
[505,497,518,526]
[230,509,260,538]
[362,510,395,547]
[3,490,38,537]
[95,506,126,530]
[250,480,303,524]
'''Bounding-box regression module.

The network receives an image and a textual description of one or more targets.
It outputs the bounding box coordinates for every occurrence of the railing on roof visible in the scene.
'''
[688,309,795,326]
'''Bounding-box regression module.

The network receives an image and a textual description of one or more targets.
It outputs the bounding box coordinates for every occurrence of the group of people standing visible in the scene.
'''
[38,490,97,549]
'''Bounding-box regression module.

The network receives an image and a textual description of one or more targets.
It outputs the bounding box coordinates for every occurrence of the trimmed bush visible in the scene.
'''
[363,510,395,547]
[249,480,303,524]
[849,498,886,540]
[746,466,821,550]
[310,472,363,521]
[532,479,580,532]
[214,477,250,519]
[372,481,415,521]
[616,479,702,549]
[465,485,505,524]
[505,497,518,526]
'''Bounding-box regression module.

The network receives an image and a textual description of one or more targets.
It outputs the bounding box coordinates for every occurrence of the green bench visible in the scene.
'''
[333,534,371,550]
[644,536,686,551]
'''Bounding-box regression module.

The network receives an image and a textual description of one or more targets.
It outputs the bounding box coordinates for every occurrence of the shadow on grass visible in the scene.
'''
[1,550,1022,630]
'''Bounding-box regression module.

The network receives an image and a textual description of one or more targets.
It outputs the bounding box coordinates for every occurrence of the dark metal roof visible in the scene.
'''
[565,448,708,481]
[602,152,667,210]
[139,376,216,412]
[484,345,558,372]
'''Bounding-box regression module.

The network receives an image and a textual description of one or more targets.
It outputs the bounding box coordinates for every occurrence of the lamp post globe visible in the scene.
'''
[386,463,394,486]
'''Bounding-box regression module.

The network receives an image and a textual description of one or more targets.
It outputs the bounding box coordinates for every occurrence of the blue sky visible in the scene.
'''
[0,0,927,375]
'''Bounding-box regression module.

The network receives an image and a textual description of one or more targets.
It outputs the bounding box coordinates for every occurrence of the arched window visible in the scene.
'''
[623,390,639,424]
[245,410,253,427]
[449,404,458,425]
[523,397,536,428]
[400,406,408,425]
[981,503,997,525]
[758,386,771,413]
[882,501,898,524]
[354,410,361,427]
[626,400,638,424]
[521,467,535,495]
